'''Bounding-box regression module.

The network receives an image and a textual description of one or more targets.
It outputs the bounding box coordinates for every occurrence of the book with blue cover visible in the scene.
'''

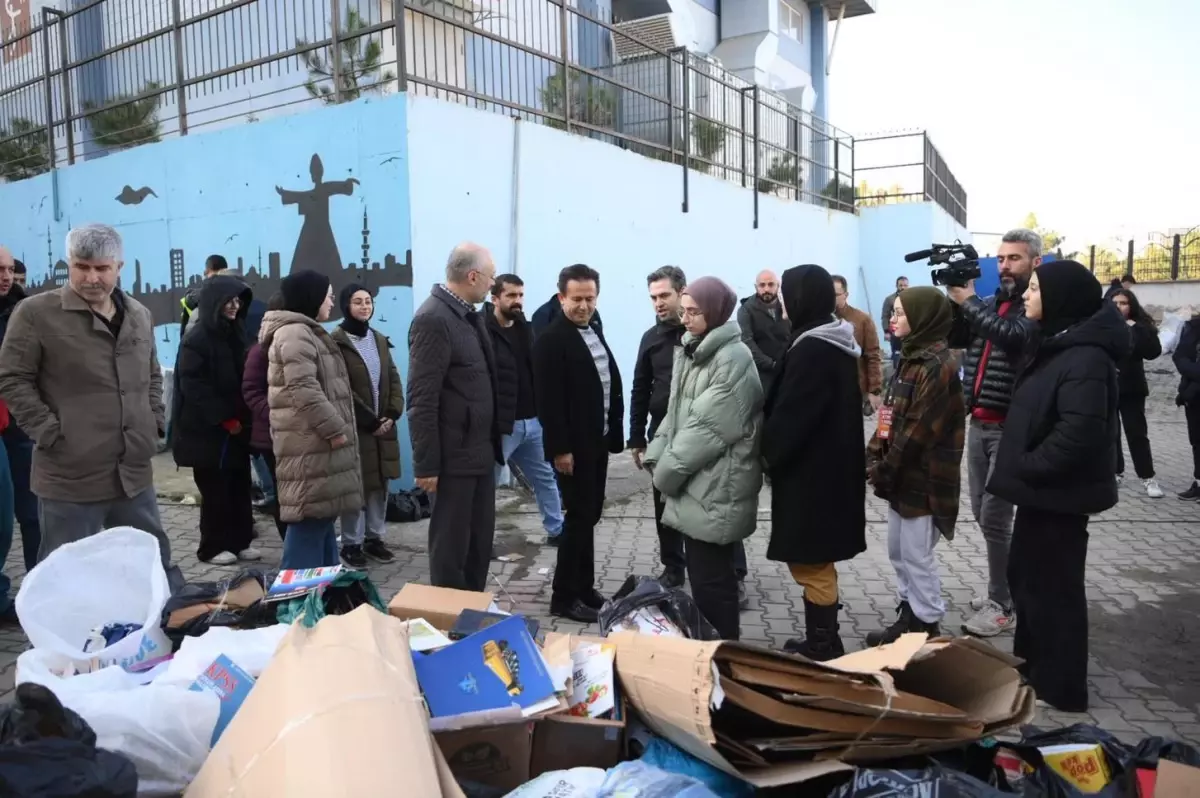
[189,654,256,747]
[413,614,556,719]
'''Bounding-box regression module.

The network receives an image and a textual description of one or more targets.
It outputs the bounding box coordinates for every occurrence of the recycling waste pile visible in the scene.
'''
[4,530,1200,798]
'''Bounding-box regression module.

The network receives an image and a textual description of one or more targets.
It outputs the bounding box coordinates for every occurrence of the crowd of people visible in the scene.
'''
[0,225,1197,718]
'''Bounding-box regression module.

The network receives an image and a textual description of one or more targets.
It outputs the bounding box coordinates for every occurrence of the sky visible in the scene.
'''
[827,0,1199,250]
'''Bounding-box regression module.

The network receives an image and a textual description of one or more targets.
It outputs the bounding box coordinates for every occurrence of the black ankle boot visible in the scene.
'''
[783,599,846,662]
[866,600,912,648]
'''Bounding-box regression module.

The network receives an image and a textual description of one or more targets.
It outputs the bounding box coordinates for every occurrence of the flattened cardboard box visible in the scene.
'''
[187,605,464,798]
[606,631,1035,788]
[388,584,495,631]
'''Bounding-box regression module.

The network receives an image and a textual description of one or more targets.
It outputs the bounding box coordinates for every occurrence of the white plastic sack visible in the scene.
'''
[505,768,607,797]
[157,624,290,687]
[16,526,172,672]
[1160,312,1186,354]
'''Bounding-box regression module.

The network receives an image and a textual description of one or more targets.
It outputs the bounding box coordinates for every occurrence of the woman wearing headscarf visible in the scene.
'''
[173,274,260,565]
[1176,312,1200,501]
[1109,288,1164,497]
[865,287,965,646]
[242,291,288,540]
[644,277,762,640]
[259,269,363,569]
[761,265,866,661]
[331,283,403,569]
[988,260,1129,712]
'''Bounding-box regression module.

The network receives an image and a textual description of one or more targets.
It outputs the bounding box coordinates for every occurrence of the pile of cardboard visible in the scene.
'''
[608,629,1036,789]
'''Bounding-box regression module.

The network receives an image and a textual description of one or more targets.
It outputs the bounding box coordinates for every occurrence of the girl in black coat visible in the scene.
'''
[173,274,259,565]
[1177,314,1200,500]
[987,260,1130,713]
[761,264,866,661]
[1109,289,1163,497]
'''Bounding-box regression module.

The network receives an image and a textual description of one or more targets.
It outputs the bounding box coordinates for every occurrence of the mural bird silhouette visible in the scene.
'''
[276,154,359,286]
[116,185,158,205]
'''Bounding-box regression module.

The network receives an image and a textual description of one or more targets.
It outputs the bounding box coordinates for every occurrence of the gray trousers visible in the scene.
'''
[339,489,388,546]
[428,474,495,592]
[39,485,182,589]
[887,509,944,623]
[967,417,1014,608]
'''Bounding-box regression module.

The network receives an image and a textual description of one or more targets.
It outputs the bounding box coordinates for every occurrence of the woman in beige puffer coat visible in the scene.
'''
[261,270,363,569]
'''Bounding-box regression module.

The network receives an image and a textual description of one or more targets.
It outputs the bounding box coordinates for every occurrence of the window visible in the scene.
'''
[777,0,804,42]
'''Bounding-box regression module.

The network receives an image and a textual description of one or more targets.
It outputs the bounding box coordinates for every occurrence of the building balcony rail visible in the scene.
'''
[0,0,855,218]
[853,130,967,227]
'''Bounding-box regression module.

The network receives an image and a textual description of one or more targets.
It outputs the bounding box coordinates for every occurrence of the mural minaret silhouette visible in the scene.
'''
[361,207,370,270]
[276,153,360,285]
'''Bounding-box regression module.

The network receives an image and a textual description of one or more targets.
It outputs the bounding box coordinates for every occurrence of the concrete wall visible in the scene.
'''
[0,93,417,484]
[1132,280,1200,316]
[857,202,972,327]
[406,92,860,398]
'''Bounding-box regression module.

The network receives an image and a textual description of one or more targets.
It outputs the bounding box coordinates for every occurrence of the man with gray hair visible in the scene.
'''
[407,241,502,591]
[0,224,177,577]
[945,227,1041,638]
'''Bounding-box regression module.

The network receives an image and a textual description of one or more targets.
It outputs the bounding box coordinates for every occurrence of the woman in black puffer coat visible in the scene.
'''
[1176,313,1200,501]
[1109,289,1163,496]
[987,260,1130,714]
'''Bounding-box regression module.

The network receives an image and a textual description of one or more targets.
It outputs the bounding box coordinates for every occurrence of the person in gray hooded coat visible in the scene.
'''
[645,277,762,640]
[762,264,867,661]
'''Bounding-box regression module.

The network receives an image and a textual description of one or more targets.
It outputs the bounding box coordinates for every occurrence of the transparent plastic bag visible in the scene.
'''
[598,576,720,641]
[596,761,719,797]
[16,527,171,673]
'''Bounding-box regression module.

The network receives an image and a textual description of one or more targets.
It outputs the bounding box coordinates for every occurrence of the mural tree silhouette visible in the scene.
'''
[299,9,396,104]
[85,83,163,151]
[0,117,50,180]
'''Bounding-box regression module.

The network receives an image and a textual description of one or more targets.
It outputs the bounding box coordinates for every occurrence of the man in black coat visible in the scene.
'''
[762,264,866,660]
[534,264,624,623]
[408,242,503,592]
[531,293,603,339]
[737,269,790,396]
[0,252,39,586]
[946,228,1040,639]
[484,274,564,543]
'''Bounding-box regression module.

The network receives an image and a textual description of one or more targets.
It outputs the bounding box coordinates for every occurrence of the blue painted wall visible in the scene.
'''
[0,93,417,487]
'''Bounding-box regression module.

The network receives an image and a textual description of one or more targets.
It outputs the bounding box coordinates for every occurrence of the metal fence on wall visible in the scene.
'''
[1079,227,1200,283]
[0,0,857,218]
[852,131,968,228]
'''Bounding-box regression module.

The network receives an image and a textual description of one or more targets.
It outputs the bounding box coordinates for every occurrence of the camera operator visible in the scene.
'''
[945,228,1042,639]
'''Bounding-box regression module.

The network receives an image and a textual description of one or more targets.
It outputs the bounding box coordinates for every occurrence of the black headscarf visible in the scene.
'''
[338,282,374,337]
[1035,260,1102,337]
[780,264,836,337]
[280,270,331,321]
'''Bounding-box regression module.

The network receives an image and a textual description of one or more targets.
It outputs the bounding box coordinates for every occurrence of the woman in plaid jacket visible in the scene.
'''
[866,286,966,647]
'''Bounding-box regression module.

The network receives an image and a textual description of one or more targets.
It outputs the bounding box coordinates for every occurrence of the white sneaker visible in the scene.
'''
[209,551,237,566]
[962,599,1016,637]
[968,594,986,612]
[1144,478,1165,499]
[238,548,263,562]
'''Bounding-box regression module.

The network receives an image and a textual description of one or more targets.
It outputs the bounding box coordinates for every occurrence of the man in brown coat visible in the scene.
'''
[832,275,884,413]
[0,224,175,572]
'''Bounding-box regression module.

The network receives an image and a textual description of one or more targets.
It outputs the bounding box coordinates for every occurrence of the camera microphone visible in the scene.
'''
[904,249,934,263]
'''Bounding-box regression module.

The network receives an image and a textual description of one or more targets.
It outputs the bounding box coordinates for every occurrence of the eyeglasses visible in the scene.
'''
[682,308,705,318]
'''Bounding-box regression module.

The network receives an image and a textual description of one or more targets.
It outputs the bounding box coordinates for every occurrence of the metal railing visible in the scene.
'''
[0,0,857,217]
[852,130,968,227]
[1076,228,1200,283]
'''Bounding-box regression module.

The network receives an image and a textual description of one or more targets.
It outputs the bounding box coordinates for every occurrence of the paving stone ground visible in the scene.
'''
[1,401,1197,746]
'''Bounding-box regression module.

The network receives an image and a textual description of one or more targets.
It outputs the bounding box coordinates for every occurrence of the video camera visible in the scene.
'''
[904,241,981,288]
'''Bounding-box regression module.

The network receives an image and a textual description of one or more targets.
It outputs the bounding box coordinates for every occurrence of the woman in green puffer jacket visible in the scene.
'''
[644,277,764,640]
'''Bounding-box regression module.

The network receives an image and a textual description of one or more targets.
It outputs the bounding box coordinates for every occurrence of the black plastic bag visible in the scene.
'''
[829,765,1007,798]
[0,683,138,797]
[1009,724,1133,798]
[414,487,433,519]
[1128,735,1200,771]
[387,490,421,522]
[599,575,720,640]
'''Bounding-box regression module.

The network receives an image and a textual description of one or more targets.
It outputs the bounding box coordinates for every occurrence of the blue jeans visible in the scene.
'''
[4,434,40,571]
[496,418,563,536]
[0,438,16,613]
[281,517,339,570]
[251,454,276,502]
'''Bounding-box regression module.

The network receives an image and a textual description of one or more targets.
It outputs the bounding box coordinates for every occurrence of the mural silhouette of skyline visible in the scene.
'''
[25,153,413,332]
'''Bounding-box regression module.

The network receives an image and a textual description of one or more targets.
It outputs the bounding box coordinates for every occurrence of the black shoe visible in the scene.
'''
[340,545,368,569]
[363,538,395,563]
[0,605,19,627]
[545,534,562,547]
[657,568,685,589]
[581,590,607,610]
[783,599,845,662]
[866,601,912,647]
[738,582,749,611]
[550,599,599,624]
[1179,483,1200,501]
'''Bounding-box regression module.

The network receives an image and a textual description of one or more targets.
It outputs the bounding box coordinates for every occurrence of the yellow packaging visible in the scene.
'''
[1026,743,1112,794]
